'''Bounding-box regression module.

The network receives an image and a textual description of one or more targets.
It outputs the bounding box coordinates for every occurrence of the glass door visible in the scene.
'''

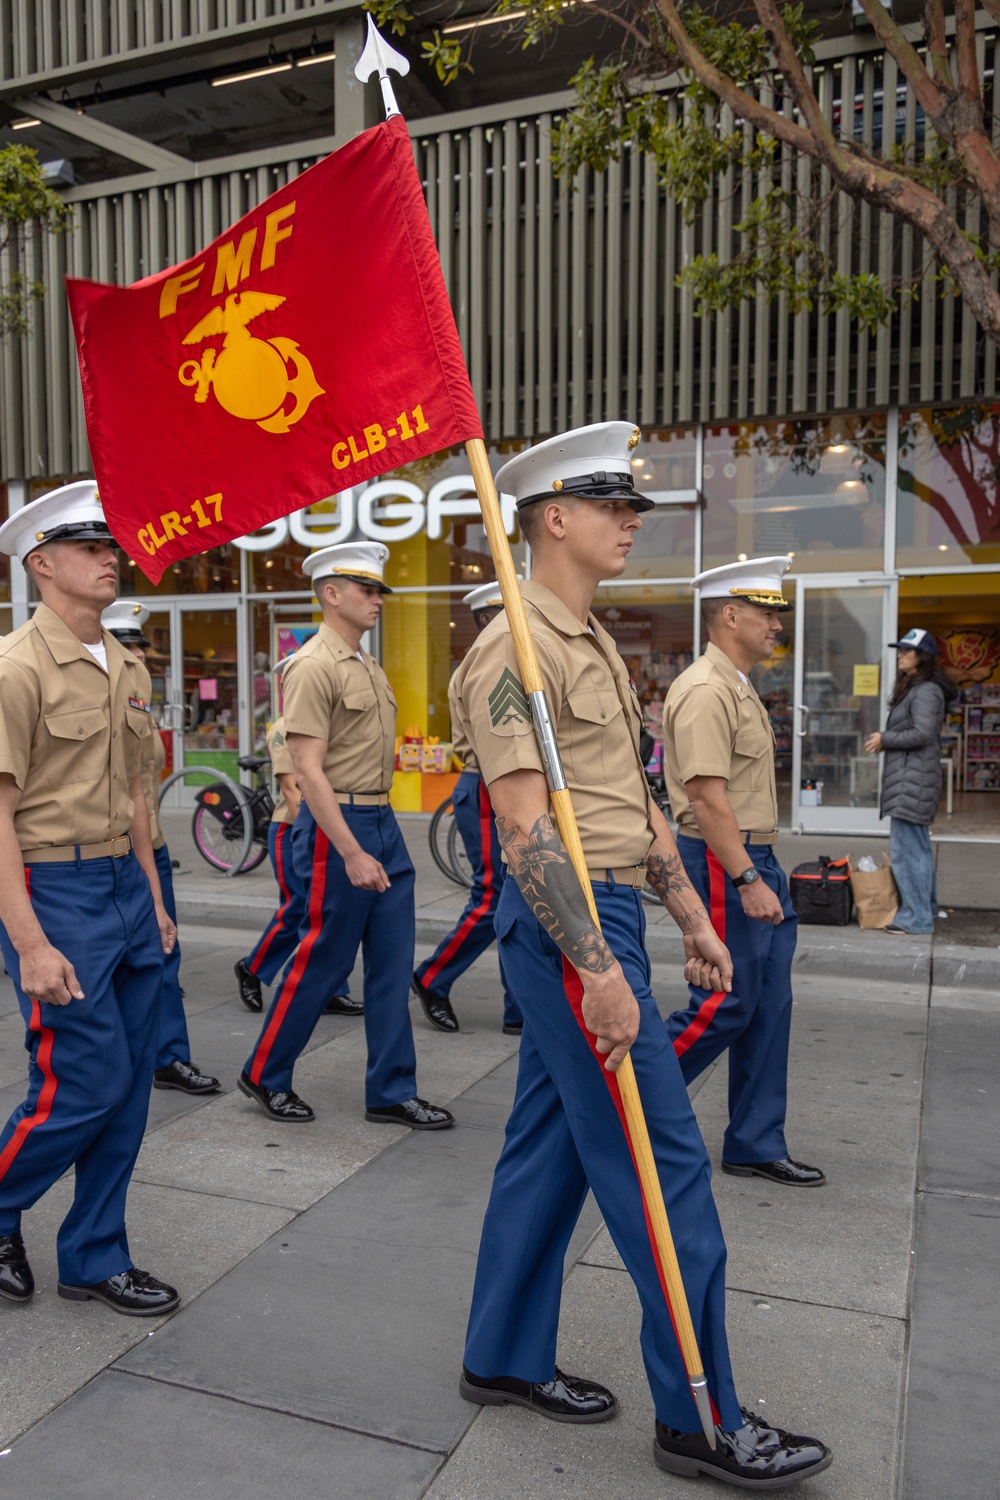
[792,579,896,833]
[157,601,240,806]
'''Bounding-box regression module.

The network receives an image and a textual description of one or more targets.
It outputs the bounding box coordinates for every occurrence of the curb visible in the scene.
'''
[175,896,1000,990]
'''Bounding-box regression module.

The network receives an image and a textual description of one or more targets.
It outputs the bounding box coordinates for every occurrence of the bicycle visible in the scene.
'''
[190,755,273,874]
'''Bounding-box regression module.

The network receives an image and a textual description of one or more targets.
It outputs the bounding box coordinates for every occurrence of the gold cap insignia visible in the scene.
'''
[132,604,142,615]
[628,427,641,450]
[552,478,564,491]
[35,531,45,541]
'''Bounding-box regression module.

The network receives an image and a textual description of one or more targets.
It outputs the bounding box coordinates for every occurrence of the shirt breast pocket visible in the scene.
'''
[733,724,770,788]
[341,686,378,715]
[566,685,631,785]
[43,705,108,783]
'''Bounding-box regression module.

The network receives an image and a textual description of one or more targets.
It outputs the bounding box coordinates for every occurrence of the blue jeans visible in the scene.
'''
[889,818,936,933]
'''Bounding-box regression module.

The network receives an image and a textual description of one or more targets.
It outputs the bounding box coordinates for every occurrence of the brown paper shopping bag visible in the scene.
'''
[848,853,899,930]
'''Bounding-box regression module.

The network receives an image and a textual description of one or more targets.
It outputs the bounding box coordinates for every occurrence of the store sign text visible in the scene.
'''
[232,476,518,552]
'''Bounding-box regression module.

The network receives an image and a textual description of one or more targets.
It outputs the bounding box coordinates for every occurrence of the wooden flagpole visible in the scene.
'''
[355,17,716,1445]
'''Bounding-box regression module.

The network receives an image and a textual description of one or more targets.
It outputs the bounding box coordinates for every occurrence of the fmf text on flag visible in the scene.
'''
[67,115,483,583]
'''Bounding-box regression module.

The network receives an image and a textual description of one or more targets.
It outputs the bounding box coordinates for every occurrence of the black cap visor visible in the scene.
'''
[516,471,655,514]
[29,521,115,551]
[109,628,152,648]
[327,571,393,595]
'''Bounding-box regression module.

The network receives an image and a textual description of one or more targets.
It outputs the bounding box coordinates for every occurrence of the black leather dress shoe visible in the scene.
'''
[502,1021,523,1036]
[238,1070,314,1122]
[654,1408,832,1488]
[411,973,459,1033]
[153,1060,222,1095]
[365,1097,455,1130]
[460,1365,618,1424]
[324,994,364,1016]
[234,959,263,1012]
[721,1156,827,1187]
[0,1232,34,1303]
[58,1268,180,1317]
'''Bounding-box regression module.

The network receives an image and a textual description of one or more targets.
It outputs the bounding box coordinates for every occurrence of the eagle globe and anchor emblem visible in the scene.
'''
[177,290,324,432]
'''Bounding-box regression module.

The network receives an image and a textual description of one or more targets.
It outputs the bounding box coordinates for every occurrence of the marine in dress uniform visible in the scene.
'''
[453,427,831,1489]
[239,542,454,1131]
[102,600,221,1097]
[234,708,361,1018]
[411,582,523,1036]
[0,485,180,1317]
[662,558,825,1187]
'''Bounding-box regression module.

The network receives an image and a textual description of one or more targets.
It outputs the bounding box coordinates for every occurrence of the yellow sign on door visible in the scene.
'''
[853,664,880,697]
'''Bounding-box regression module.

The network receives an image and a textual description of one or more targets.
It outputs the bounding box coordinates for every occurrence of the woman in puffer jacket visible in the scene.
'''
[864,628,957,935]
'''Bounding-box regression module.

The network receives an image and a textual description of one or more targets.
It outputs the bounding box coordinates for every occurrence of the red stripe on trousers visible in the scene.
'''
[561,957,720,1427]
[249,829,330,1085]
[0,880,60,1180]
[247,822,293,976]
[421,780,495,989]
[672,849,730,1059]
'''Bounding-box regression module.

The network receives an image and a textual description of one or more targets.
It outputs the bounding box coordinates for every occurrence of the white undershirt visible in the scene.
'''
[83,640,108,672]
[736,668,749,685]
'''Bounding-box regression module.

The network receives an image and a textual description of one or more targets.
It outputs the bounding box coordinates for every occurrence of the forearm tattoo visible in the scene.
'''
[496,812,615,975]
[644,851,710,933]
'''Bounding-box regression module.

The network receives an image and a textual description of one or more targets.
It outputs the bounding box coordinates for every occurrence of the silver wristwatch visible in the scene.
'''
[732,866,760,888]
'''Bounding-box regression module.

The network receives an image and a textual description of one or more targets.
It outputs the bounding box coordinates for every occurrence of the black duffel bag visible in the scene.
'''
[789,855,853,926]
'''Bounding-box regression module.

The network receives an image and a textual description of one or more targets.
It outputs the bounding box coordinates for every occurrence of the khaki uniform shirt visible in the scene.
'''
[452,580,656,869]
[136,662,166,850]
[0,603,151,852]
[448,671,478,776]
[267,715,297,825]
[662,641,778,836]
[280,622,396,794]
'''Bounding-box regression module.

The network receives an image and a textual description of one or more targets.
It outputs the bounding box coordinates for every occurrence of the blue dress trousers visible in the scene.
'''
[415,770,522,1028]
[244,803,416,1107]
[0,852,163,1286]
[464,875,742,1434]
[667,835,796,1165]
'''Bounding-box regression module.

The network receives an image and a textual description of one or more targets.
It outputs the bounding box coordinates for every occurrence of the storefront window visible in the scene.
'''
[702,415,887,573]
[594,584,696,772]
[897,404,1000,568]
[118,545,241,596]
[623,429,698,580]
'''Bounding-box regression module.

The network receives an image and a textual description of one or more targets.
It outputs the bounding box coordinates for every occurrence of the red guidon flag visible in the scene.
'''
[67,115,483,583]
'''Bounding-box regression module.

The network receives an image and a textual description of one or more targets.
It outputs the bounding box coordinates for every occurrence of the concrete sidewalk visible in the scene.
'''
[1,915,997,1497]
[163,810,1000,990]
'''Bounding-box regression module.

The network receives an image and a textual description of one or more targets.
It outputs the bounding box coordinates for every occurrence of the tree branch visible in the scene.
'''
[954,0,980,100]
[856,0,947,120]
[651,0,819,159]
[924,0,952,92]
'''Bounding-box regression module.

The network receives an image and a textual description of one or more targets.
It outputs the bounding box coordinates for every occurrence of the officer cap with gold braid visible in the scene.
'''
[0,480,115,562]
[101,598,152,648]
[495,421,655,514]
[692,555,794,612]
[302,541,393,594]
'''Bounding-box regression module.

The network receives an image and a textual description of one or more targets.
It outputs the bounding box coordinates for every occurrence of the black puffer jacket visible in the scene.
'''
[878,678,949,824]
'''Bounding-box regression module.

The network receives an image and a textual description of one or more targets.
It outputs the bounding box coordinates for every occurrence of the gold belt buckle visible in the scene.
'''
[110,835,131,858]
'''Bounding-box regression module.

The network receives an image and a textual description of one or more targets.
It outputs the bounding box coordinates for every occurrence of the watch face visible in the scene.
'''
[743,867,760,884]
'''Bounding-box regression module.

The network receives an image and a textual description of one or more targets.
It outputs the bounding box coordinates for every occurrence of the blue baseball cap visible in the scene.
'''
[888,627,936,655]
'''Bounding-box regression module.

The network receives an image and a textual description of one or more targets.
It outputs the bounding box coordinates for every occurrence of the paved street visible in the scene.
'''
[0,817,997,1497]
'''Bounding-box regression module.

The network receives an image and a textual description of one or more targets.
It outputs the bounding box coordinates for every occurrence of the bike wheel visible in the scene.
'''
[235,837,269,875]
[191,803,251,874]
[446,816,473,889]
[429,798,466,885]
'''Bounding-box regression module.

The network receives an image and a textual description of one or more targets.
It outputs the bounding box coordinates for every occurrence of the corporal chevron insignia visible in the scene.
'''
[488,667,531,730]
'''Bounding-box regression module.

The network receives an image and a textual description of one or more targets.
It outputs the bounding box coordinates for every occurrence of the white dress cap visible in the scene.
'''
[0,480,115,562]
[462,579,521,615]
[494,421,654,513]
[692,555,794,611]
[101,599,151,643]
[302,541,392,593]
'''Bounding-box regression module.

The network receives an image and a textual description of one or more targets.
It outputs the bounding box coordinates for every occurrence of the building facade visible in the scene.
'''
[1,4,998,835]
